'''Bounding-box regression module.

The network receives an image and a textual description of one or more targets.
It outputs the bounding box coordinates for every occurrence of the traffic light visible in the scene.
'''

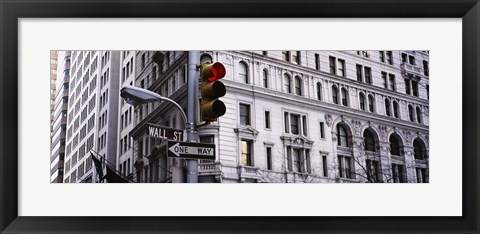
[200,62,226,122]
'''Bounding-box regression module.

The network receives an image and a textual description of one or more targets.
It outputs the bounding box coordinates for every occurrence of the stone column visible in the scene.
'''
[378,141,393,182]
[352,136,367,182]
[403,146,417,183]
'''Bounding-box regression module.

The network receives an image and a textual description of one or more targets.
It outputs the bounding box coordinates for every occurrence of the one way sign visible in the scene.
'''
[167,141,215,160]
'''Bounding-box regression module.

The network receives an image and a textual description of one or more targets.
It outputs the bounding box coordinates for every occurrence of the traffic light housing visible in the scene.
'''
[200,62,226,122]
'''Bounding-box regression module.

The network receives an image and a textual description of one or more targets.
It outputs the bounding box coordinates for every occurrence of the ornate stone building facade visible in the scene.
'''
[129,50,429,183]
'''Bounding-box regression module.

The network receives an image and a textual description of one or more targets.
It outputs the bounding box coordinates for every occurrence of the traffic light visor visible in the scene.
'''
[205,62,226,82]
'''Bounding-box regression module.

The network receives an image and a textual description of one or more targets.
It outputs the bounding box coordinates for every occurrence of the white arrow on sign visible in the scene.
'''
[168,142,215,157]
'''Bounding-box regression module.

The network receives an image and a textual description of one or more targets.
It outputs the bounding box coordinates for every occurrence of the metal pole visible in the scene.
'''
[186,51,200,183]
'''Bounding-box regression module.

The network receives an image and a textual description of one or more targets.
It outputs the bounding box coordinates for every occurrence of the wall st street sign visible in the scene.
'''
[147,123,183,141]
[167,141,215,160]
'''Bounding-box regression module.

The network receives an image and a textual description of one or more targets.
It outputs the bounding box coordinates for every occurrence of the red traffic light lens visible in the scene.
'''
[208,62,226,82]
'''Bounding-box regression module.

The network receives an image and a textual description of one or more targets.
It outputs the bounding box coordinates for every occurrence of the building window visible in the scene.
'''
[264,110,270,129]
[290,114,300,135]
[292,148,301,172]
[141,53,146,69]
[389,135,400,156]
[393,101,399,118]
[337,124,349,147]
[241,140,253,166]
[315,53,320,70]
[341,88,348,106]
[329,56,336,75]
[262,51,268,56]
[152,66,157,80]
[338,155,353,179]
[359,93,366,111]
[412,80,419,96]
[368,94,375,113]
[401,53,407,64]
[416,168,428,183]
[284,112,307,135]
[200,54,213,64]
[332,85,339,104]
[366,159,380,182]
[286,147,292,171]
[239,103,251,126]
[364,67,372,84]
[413,139,425,160]
[379,51,385,63]
[322,155,328,177]
[386,51,393,65]
[262,69,269,88]
[392,164,404,183]
[408,105,415,122]
[426,85,429,100]
[423,60,429,76]
[385,99,391,117]
[238,62,248,84]
[404,79,411,95]
[282,51,291,62]
[409,55,415,65]
[416,106,422,123]
[356,64,363,82]
[338,59,345,77]
[294,76,302,96]
[319,122,325,139]
[284,112,289,133]
[284,74,291,93]
[382,72,388,89]
[316,82,322,101]
[302,115,308,136]
[293,51,301,64]
[389,74,396,90]
[363,129,376,152]
[266,147,273,170]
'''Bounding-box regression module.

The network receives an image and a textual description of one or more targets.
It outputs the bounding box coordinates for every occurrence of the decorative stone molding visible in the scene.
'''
[379,125,388,141]
[325,114,333,127]
[351,119,362,135]
[234,126,259,139]
[403,130,413,146]
[280,135,314,148]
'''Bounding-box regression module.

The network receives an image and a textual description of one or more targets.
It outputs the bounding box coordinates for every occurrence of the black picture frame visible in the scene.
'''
[1,0,478,233]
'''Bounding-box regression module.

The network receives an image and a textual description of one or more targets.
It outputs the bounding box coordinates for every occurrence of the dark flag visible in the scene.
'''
[91,153,104,179]
[104,165,129,183]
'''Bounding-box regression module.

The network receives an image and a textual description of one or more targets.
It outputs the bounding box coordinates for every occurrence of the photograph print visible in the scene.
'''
[50,50,429,183]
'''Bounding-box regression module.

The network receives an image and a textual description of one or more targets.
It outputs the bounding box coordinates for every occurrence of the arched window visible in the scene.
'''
[316,82,322,101]
[294,76,302,96]
[416,106,422,123]
[341,88,348,106]
[337,124,349,147]
[389,135,400,156]
[200,54,213,64]
[393,101,399,118]
[332,86,339,104]
[408,105,415,122]
[262,69,269,88]
[359,93,366,111]
[368,94,375,112]
[363,129,376,152]
[284,74,291,93]
[238,62,248,84]
[413,139,425,160]
[385,99,391,116]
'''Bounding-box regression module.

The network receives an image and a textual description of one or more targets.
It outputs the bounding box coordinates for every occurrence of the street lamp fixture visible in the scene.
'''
[120,86,187,125]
